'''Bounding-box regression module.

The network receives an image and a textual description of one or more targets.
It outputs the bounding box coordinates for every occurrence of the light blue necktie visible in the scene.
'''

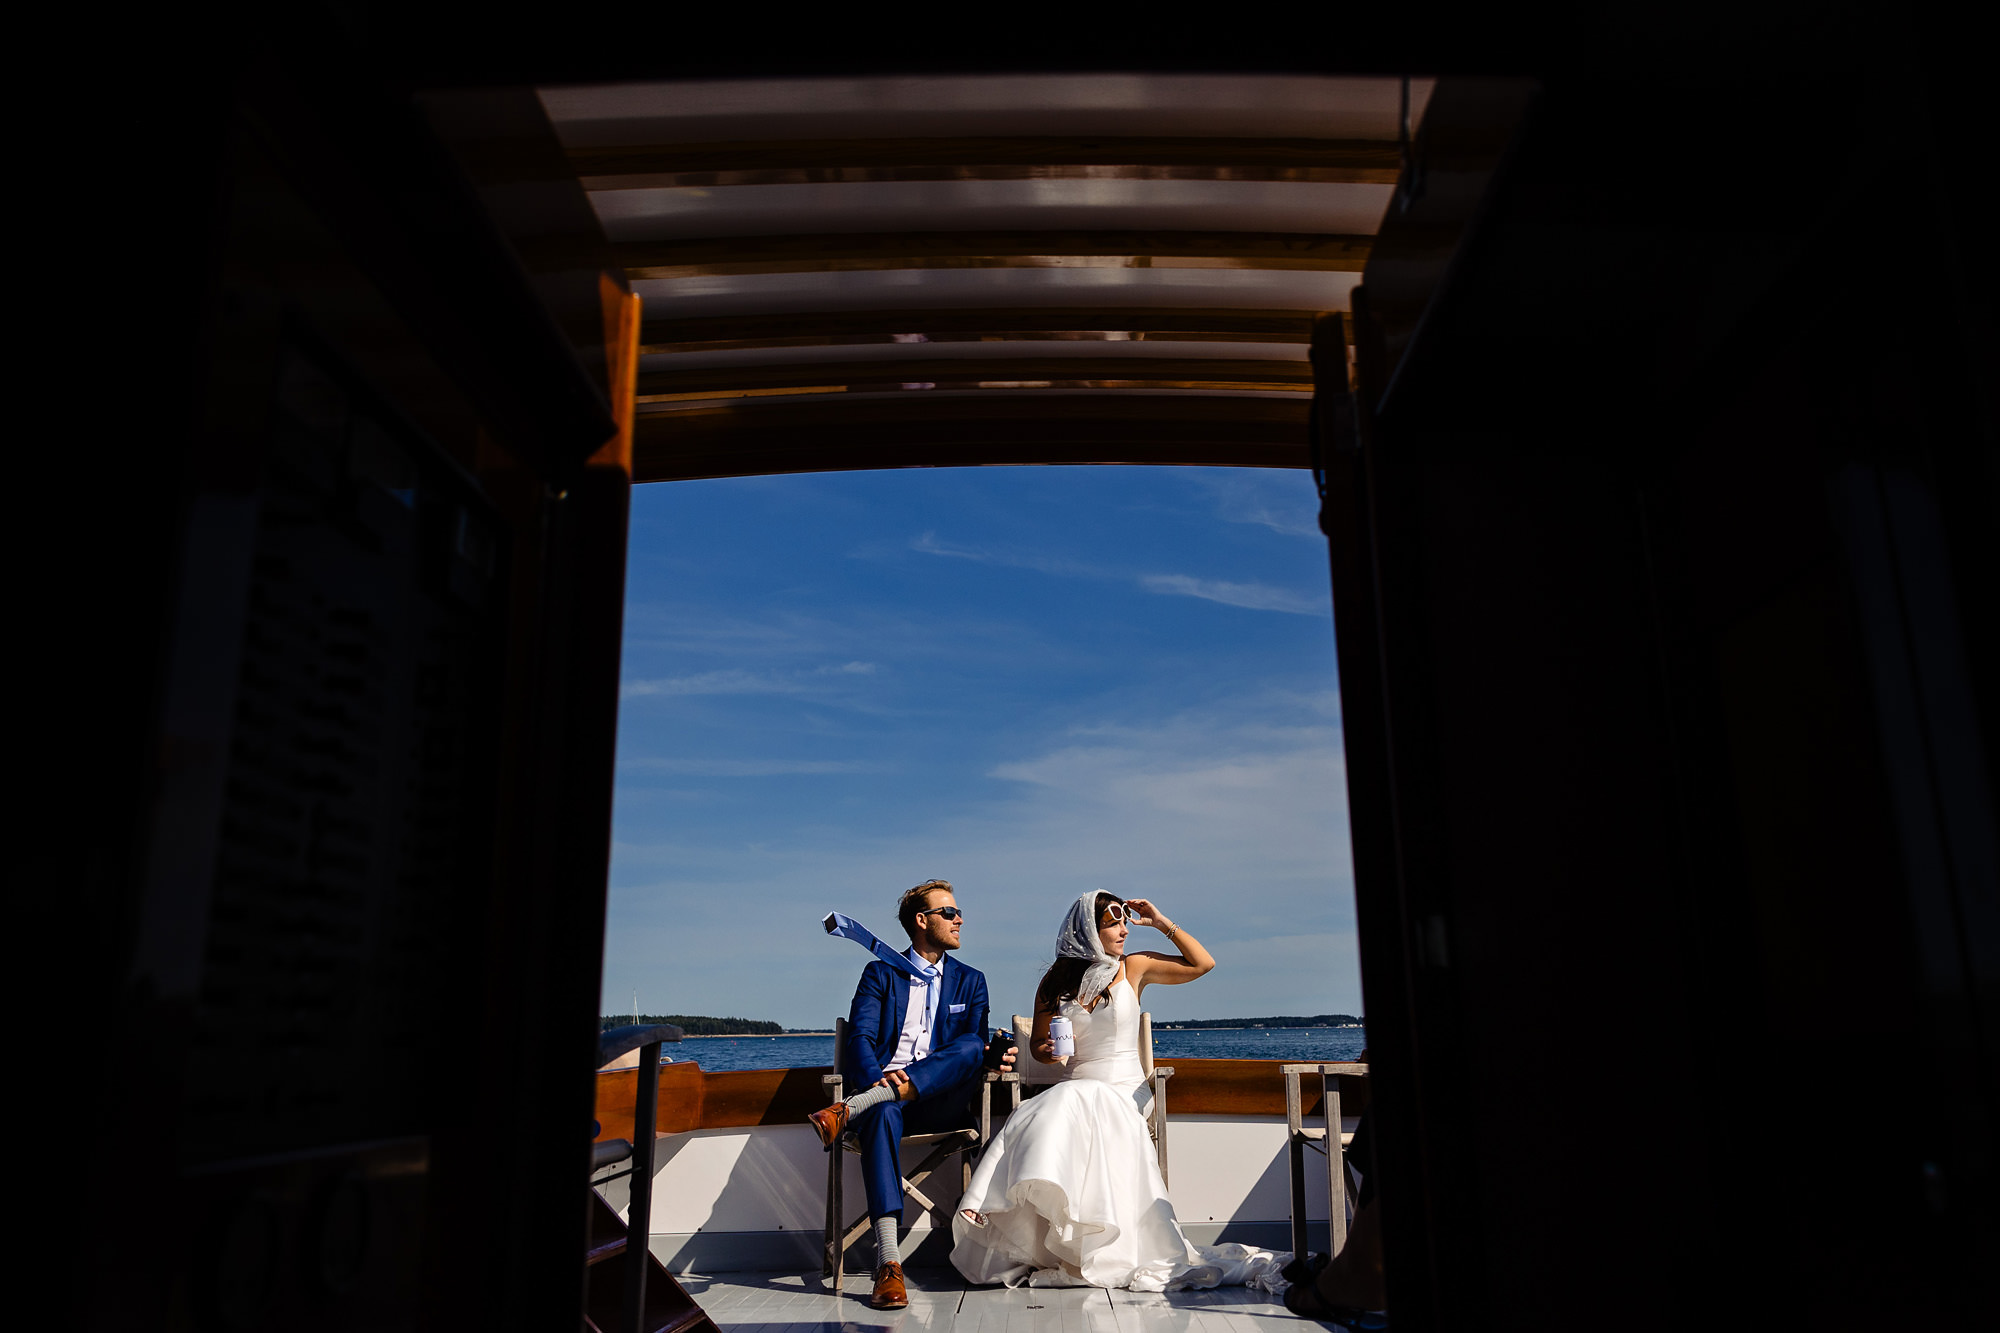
[823,911,934,985]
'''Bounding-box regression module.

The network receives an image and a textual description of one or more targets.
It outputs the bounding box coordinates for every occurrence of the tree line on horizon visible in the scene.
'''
[599,1013,783,1035]
[1153,1014,1364,1029]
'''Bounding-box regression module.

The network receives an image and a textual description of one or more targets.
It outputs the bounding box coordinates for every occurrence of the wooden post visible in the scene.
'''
[621,1041,661,1333]
[1324,1069,1347,1256]
[1285,1065,1308,1261]
[823,1066,844,1284]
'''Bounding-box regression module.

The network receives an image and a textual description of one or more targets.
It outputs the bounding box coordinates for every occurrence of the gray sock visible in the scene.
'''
[874,1213,902,1268]
[845,1084,897,1116]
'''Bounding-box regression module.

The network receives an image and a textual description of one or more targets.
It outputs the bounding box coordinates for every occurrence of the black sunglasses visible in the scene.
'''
[919,906,964,922]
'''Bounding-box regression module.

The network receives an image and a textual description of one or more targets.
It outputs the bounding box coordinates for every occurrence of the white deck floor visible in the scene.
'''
[679,1270,1309,1333]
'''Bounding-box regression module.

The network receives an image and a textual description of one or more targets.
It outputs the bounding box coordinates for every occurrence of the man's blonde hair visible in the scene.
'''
[897,879,954,938]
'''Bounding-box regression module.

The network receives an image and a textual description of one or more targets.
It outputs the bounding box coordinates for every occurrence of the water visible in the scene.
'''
[664,1027,1365,1073]
[1153,1027,1367,1062]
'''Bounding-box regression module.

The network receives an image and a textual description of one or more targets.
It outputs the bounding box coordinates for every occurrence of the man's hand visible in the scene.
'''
[873,1068,917,1102]
[983,1029,1018,1072]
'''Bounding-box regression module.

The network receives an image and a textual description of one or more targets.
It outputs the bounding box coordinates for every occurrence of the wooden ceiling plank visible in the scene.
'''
[617,231,1370,279]
[638,307,1319,347]
[570,136,1402,186]
[588,163,1399,189]
[636,356,1312,395]
[640,329,1310,353]
[638,435,1311,481]
[642,382,1311,404]
[632,393,1311,481]
[642,392,1306,429]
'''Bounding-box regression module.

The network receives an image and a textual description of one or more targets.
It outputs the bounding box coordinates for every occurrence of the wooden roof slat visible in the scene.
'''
[636,355,1312,397]
[570,136,1402,186]
[638,307,1323,347]
[643,383,1309,404]
[632,392,1309,482]
[641,331,1308,352]
[617,231,1371,279]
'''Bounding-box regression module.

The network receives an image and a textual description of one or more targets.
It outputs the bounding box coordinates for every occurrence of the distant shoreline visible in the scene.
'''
[1156,1024,1365,1031]
[641,1024,1364,1039]
[677,1031,835,1038]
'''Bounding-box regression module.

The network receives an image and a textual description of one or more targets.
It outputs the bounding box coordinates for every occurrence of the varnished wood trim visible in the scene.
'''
[592,1058,1367,1143]
[643,331,1306,354]
[641,383,1308,404]
[640,308,1320,349]
[636,356,1312,397]
[618,232,1371,279]
[1160,1059,1372,1118]
[592,163,1398,189]
[631,393,1309,481]
[571,137,1403,187]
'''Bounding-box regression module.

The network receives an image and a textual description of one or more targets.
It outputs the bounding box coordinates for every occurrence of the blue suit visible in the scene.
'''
[845,953,991,1222]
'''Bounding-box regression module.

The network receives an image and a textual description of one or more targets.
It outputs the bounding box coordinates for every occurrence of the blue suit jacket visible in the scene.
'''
[843,953,990,1101]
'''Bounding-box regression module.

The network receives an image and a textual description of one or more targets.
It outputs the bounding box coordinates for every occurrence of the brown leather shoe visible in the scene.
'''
[870,1261,908,1309]
[806,1101,849,1149]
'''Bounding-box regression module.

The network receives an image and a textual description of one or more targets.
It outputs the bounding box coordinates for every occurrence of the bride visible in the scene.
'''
[951,890,1218,1290]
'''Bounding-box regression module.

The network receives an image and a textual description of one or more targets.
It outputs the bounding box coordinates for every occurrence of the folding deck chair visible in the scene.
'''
[820,1016,994,1286]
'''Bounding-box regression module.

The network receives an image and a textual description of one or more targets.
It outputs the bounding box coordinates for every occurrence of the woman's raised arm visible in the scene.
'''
[1120,898,1214,989]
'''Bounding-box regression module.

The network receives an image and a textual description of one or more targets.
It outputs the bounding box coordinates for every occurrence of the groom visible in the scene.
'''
[808,879,1015,1308]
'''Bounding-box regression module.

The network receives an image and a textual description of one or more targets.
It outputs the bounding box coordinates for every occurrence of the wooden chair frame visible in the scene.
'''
[1283,1061,1367,1262]
[820,1016,985,1287]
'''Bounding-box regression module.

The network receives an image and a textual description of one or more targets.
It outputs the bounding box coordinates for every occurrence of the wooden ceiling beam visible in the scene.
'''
[636,356,1311,397]
[571,136,1402,187]
[639,307,1323,349]
[633,393,1309,482]
[618,231,1371,278]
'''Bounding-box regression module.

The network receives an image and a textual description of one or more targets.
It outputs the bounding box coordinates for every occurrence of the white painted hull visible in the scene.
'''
[597,1110,1353,1273]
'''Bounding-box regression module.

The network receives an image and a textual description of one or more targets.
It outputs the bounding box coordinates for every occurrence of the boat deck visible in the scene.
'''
[679,1270,1308,1333]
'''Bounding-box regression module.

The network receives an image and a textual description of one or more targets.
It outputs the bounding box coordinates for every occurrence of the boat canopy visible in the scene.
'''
[537,74,1432,481]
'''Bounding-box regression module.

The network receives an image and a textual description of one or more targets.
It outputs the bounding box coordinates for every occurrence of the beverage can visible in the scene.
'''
[1048,1015,1075,1058]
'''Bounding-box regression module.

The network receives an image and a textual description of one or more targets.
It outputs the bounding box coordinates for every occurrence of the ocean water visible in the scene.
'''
[663,1026,1365,1073]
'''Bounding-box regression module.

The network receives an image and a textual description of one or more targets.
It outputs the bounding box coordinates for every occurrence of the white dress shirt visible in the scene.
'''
[885,947,942,1072]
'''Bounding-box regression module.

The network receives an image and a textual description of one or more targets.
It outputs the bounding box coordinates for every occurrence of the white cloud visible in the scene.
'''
[1187,471,1323,539]
[1139,573,1322,616]
[603,695,1356,1026]
[617,757,887,777]
[911,530,981,560]
[911,529,1324,617]
[622,669,806,698]
[910,531,1093,578]
[622,661,882,698]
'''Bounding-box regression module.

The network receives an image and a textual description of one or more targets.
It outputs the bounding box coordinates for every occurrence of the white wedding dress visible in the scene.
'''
[951,976,1227,1291]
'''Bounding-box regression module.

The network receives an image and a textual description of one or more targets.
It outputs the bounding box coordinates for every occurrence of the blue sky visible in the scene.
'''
[603,465,1357,1029]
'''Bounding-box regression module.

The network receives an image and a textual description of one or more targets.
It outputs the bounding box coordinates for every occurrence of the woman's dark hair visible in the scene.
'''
[1034,892,1125,1012]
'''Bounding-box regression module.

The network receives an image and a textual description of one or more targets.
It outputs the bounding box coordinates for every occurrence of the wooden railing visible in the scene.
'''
[593,1056,1369,1143]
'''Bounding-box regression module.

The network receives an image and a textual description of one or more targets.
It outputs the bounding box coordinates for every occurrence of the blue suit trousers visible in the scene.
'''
[853,1060,977,1223]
